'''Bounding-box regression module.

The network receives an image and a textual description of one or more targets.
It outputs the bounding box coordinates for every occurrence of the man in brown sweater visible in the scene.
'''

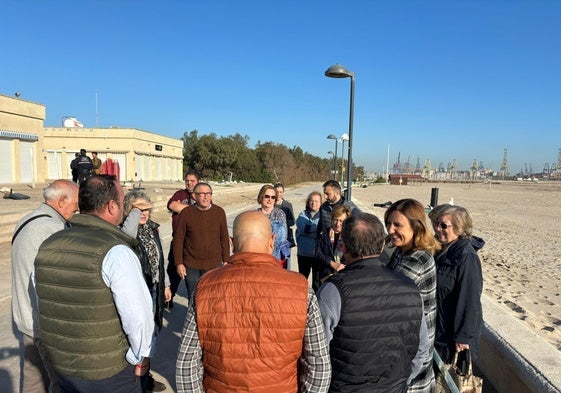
[173,182,230,301]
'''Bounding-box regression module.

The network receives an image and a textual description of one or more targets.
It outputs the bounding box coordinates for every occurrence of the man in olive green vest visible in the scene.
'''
[35,175,154,392]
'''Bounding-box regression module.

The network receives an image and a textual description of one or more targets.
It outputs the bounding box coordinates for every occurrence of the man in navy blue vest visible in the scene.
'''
[317,212,430,392]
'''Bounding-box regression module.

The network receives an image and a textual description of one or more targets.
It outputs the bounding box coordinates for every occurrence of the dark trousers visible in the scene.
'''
[167,244,208,302]
[21,334,58,393]
[56,364,141,393]
[297,255,320,293]
[166,244,181,299]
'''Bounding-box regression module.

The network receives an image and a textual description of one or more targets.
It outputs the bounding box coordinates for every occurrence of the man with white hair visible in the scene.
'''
[11,179,78,393]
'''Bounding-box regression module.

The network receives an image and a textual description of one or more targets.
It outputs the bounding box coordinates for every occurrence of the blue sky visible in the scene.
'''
[3,1,560,174]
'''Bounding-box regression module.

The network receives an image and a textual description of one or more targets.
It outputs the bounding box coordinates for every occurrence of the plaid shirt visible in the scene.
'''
[388,248,437,393]
[176,287,331,393]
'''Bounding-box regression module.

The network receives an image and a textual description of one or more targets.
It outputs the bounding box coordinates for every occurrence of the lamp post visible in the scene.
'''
[327,134,338,180]
[328,151,335,178]
[340,133,349,186]
[325,64,355,202]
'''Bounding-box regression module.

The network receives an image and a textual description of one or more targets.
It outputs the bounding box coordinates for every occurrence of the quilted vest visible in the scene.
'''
[35,214,136,380]
[328,257,423,393]
[195,252,309,393]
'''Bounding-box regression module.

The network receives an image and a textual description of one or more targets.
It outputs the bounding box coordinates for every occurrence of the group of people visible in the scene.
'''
[291,179,484,392]
[70,149,102,184]
[10,172,483,393]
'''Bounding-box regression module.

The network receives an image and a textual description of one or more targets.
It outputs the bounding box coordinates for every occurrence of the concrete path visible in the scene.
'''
[0,182,328,392]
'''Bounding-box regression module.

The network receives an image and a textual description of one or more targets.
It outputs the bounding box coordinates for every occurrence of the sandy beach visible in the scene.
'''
[349,180,561,352]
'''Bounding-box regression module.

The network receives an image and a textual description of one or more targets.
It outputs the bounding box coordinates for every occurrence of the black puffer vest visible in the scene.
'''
[328,257,423,393]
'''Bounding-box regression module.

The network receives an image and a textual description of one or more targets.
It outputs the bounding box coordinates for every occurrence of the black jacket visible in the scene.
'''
[434,236,484,363]
[328,257,423,393]
[315,227,345,281]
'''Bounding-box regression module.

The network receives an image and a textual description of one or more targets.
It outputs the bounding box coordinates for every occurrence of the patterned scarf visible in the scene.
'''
[137,221,160,284]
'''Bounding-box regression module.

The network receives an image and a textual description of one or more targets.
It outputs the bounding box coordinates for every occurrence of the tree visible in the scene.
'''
[181,130,342,184]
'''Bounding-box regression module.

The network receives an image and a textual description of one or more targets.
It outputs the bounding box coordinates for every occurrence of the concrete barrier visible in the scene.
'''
[477,295,561,392]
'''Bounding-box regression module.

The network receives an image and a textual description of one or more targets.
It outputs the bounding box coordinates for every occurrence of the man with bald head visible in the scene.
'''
[11,179,78,393]
[176,211,331,393]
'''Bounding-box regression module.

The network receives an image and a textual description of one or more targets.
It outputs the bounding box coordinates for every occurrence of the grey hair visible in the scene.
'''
[193,182,213,193]
[123,189,152,215]
[435,205,473,238]
[43,179,77,203]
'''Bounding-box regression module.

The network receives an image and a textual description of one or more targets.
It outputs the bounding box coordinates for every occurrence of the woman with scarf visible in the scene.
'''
[256,184,290,268]
[122,190,170,393]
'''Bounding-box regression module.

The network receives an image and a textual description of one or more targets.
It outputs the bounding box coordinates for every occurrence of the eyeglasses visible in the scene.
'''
[263,195,277,200]
[195,192,212,197]
[437,222,453,230]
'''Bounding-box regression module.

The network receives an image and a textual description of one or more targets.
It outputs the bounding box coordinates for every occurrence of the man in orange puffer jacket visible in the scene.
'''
[176,210,331,393]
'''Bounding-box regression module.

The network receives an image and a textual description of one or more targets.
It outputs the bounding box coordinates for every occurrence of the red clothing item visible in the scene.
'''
[195,252,309,393]
[167,189,190,235]
[173,204,230,271]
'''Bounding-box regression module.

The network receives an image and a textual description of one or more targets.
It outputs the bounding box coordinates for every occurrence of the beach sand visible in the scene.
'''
[350,180,561,352]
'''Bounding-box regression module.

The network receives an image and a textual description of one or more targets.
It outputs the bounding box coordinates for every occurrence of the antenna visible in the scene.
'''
[95,90,99,127]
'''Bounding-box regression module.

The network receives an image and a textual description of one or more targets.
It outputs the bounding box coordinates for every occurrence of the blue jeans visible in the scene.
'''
[185,267,207,301]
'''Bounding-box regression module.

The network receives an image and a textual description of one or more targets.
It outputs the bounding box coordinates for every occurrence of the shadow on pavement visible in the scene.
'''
[151,282,190,392]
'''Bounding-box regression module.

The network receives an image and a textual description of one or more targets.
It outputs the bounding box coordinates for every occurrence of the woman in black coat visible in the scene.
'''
[431,204,484,364]
[315,204,352,283]
[122,190,170,392]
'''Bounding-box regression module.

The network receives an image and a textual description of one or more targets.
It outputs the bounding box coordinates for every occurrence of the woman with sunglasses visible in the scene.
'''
[121,189,169,392]
[431,204,484,367]
[384,199,440,392]
[257,184,290,268]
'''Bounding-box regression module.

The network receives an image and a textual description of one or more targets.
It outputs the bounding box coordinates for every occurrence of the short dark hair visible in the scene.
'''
[92,151,98,155]
[185,169,201,181]
[341,212,385,258]
[274,182,285,191]
[80,148,86,155]
[79,175,119,214]
[322,179,341,191]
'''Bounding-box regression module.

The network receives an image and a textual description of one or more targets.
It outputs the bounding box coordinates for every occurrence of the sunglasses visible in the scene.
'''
[263,194,277,200]
[437,222,453,230]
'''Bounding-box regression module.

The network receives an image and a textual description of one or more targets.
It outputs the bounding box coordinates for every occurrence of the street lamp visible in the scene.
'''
[327,134,338,180]
[340,133,349,186]
[325,64,355,202]
[328,151,335,177]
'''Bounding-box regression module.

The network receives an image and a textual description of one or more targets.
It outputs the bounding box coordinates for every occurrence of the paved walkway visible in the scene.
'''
[0,181,335,392]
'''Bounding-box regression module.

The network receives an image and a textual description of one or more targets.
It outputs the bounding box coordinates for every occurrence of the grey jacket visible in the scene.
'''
[11,203,68,337]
